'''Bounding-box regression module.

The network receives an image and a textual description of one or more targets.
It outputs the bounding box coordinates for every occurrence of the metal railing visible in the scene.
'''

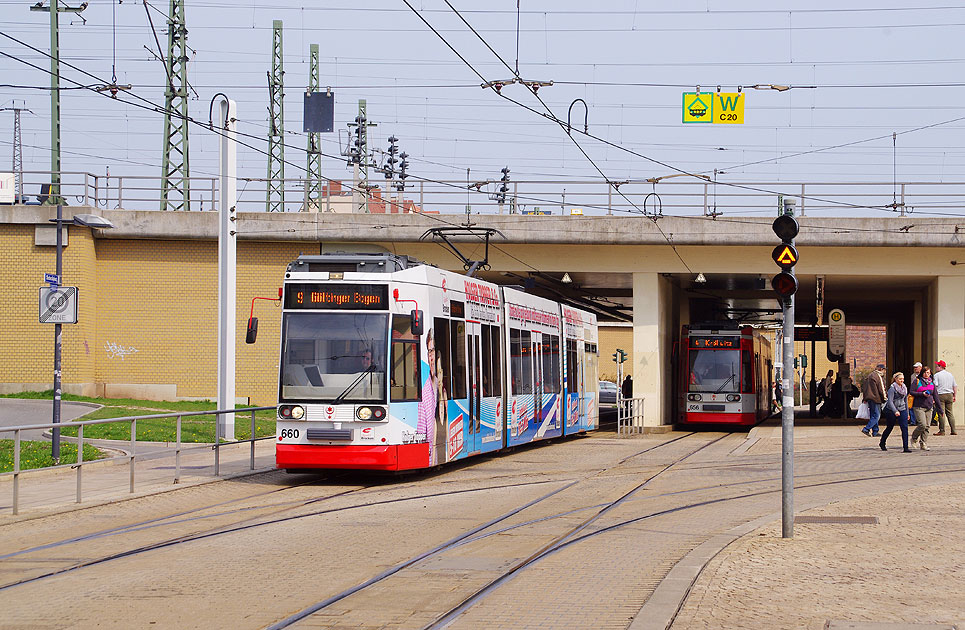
[10,170,965,216]
[0,406,276,515]
[617,397,646,436]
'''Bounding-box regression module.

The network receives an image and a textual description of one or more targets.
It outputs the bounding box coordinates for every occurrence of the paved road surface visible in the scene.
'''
[0,398,98,440]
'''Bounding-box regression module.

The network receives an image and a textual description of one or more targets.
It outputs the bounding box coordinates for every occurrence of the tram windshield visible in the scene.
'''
[689,348,740,393]
[279,312,388,403]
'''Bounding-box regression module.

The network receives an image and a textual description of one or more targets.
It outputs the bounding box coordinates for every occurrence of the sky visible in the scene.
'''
[3,1,965,217]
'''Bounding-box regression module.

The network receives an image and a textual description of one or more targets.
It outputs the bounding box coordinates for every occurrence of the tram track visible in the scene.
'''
[5,431,957,630]
[0,429,697,578]
[264,432,727,629]
[262,438,965,630]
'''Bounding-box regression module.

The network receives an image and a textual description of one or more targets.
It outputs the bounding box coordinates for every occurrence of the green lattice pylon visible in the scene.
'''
[267,20,285,213]
[160,0,191,211]
[305,43,322,212]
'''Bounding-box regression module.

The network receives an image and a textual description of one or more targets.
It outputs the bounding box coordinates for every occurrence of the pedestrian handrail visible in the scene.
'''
[617,397,646,436]
[0,406,276,515]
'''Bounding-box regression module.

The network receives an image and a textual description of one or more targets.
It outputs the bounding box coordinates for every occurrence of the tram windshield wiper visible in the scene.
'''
[715,373,736,393]
[332,365,377,405]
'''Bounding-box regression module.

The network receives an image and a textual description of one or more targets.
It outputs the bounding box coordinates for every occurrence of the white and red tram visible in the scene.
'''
[676,323,773,427]
[266,253,599,471]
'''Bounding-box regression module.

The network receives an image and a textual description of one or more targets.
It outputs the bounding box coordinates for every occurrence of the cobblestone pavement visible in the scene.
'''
[0,420,962,630]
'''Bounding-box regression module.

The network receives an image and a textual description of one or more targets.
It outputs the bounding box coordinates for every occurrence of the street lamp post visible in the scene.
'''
[49,209,113,462]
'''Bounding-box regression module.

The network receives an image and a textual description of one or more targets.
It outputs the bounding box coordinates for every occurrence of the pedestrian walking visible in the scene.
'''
[932,360,957,436]
[861,364,887,437]
[910,365,942,450]
[880,372,911,452]
[621,375,633,415]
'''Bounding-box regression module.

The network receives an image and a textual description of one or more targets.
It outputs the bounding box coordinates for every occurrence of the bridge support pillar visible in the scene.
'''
[934,275,965,425]
[632,272,673,428]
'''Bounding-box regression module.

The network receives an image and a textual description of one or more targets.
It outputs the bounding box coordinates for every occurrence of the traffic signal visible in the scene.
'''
[497,166,510,204]
[800,354,808,368]
[619,349,627,363]
[396,152,409,192]
[771,211,800,299]
[612,351,619,363]
[794,357,799,369]
[384,136,399,180]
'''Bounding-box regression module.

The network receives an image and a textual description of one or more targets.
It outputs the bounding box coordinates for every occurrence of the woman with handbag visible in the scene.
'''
[910,366,943,450]
[880,372,911,452]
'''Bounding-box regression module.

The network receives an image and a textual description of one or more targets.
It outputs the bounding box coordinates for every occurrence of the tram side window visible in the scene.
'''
[482,325,502,397]
[566,339,578,393]
[433,317,452,401]
[511,329,533,395]
[391,314,420,402]
[450,320,468,399]
[543,334,561,393]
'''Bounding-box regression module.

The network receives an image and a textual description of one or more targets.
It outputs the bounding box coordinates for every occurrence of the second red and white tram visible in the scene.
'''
[676,323,773,427]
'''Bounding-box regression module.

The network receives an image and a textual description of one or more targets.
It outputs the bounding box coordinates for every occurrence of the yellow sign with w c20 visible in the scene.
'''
[681,92,745,124]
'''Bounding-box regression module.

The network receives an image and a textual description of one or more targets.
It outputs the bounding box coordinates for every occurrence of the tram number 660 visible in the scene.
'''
[279,428,300,439]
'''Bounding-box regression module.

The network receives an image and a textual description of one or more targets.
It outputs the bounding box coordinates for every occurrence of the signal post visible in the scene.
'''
[772,198,799,538]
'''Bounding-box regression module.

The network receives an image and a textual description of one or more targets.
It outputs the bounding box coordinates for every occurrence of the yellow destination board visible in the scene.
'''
[682,92,745,124]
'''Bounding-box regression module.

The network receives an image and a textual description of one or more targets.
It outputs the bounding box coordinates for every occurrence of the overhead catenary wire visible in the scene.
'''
[5,27,965,226]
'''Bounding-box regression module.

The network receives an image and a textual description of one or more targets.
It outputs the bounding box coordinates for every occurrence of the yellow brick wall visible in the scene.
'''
[0,224,98,393]
[95,239,218,397]
[598,325,632,382]
[237,242,306,405]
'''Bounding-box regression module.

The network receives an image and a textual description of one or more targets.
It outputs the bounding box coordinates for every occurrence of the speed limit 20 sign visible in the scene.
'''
[39,286,79,324]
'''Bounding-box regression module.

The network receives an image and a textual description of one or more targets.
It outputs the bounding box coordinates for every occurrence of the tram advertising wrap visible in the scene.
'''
[267,253,600,472]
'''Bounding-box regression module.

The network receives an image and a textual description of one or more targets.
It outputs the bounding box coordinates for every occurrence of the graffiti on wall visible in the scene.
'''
[104,341,139,360]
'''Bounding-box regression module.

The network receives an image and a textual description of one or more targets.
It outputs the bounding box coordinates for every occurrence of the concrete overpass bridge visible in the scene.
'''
[3,205,963,428]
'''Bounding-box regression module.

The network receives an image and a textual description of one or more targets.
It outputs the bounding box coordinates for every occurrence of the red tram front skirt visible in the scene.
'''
[276,443,431,471]
[683,411,757,426]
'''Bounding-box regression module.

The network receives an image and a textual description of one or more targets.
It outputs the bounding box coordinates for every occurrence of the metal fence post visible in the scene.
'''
[175,415,182,484]
[129,419,136,493]
[76,424,83,503]
[214,410,221,476]
[250,409,256,470]
[118,177,124,209]
[13,429,20,515]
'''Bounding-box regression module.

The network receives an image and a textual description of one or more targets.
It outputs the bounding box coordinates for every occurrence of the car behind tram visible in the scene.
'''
[676,323,773,427]
[264,253,600,472]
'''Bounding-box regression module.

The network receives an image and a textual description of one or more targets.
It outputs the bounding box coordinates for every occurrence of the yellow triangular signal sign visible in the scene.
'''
[776,246,796,265]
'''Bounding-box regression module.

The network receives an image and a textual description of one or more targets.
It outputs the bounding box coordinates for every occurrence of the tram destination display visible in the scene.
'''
[284,283,388,310]
[689,336,740,349]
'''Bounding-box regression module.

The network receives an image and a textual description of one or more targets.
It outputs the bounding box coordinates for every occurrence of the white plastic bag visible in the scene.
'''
[856,401,870,420]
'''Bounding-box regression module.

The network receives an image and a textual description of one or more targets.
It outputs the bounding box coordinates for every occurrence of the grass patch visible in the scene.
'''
[2,391,276,444]
[0,440,106,473]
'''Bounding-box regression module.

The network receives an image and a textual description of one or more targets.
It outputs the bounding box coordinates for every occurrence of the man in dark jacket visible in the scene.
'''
[861,364,887,437]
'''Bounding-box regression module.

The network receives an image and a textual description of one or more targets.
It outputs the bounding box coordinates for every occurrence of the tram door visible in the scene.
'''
[466,322,483,453]
[531,333,544,432]
[576,341,586,425]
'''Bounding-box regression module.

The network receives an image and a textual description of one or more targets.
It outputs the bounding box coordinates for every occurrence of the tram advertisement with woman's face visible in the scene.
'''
[415,269,505,466]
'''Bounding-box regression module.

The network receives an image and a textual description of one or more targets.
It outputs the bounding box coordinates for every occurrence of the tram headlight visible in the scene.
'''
[356,406,386,421]
[687,394,702,402]
[278,405,305,420]
[726,394,741,402]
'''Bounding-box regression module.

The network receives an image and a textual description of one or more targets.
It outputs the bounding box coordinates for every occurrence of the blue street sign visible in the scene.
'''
[44,273,60,285]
